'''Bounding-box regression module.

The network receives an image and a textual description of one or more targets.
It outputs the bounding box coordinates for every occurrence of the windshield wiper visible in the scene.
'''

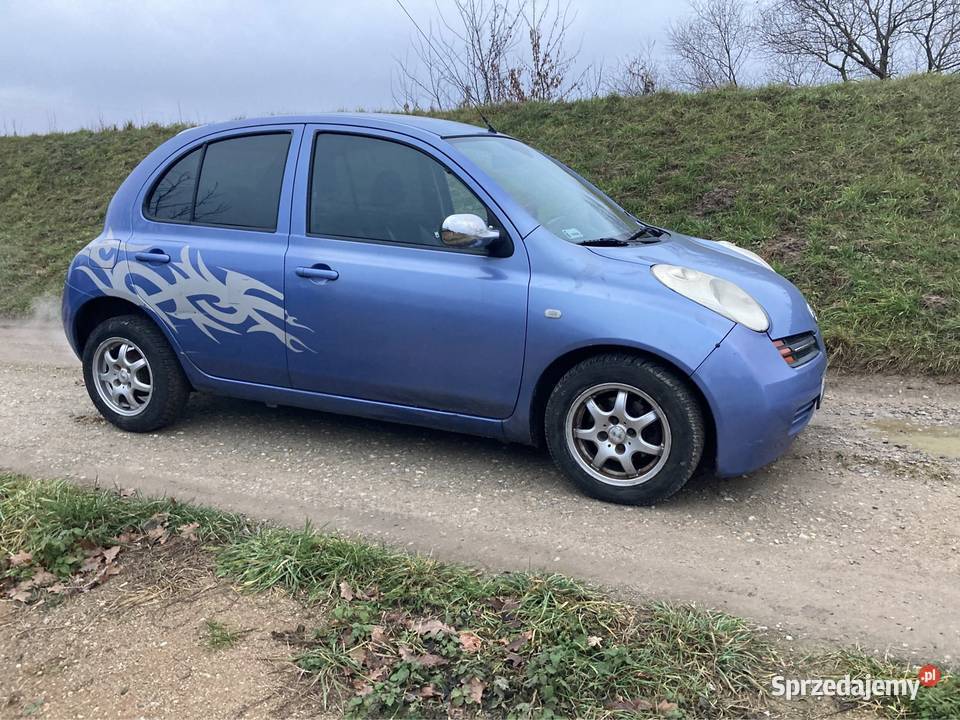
[577,238,630,247]
[624,225,666,242]
[576,226,667,247]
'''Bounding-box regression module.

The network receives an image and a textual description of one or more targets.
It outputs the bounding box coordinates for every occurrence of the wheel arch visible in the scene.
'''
[72,298,187,385]
[527,344,717,471]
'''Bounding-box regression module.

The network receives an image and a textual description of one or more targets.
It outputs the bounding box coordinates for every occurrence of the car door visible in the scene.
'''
[129,125,302,385]
[284,126,529,419]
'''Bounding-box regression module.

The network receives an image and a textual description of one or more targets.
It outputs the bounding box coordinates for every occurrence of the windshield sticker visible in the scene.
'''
[562,227,584,240]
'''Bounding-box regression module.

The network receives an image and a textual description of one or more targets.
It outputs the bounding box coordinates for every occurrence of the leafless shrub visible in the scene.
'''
[393,0,590,110]
[668,0,755,90]
[604,41,665,96]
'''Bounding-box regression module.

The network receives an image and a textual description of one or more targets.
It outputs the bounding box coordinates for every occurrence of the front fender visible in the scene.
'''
[503,228,734,443]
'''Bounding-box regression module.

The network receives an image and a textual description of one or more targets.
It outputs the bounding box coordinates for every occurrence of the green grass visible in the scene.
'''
[2,473,956,719]
[2,77,958,372]
[0,474,242,577]
[218,526,772,717]
[201,619,248,651]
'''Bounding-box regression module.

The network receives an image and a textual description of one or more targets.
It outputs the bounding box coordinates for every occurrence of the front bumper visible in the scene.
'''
[693,323,827,477]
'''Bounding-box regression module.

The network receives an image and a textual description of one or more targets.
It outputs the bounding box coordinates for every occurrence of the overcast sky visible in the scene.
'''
[1,0,684,135]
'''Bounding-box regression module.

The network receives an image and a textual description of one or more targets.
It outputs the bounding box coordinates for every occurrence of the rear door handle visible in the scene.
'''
[134,250,171,264]
[296,265,339,281]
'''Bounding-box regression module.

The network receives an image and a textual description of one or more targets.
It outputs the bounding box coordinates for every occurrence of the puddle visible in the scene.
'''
[872,419,960,459]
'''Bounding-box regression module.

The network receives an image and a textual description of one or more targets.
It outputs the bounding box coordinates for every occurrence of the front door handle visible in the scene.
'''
[133,250,171,264]
[296,265,339,281]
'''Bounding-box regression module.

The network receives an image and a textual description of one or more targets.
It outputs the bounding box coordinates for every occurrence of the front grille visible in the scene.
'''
[773,332,820,367]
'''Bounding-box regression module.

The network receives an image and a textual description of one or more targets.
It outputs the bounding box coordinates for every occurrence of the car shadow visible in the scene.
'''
[176,392,783,507]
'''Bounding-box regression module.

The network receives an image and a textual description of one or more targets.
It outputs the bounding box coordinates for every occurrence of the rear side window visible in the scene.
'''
[145,148,202,222]
[309,133,492,247]
[145,132,291,231]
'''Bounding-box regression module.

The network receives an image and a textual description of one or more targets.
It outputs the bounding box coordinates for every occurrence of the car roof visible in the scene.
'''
[183,112,490,139]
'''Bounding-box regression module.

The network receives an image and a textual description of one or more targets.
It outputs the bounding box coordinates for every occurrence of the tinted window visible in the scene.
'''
[145,148,201,221]
[194,134,291,229]
[145,133,290,230]
[309,133,491,247]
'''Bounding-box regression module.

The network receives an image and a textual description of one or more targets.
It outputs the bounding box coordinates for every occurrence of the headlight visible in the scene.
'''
[652,264,770,332]
[715,240,773,271]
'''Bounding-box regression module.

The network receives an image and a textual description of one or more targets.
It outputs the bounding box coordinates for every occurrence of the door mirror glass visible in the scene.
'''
[440,214,500,249]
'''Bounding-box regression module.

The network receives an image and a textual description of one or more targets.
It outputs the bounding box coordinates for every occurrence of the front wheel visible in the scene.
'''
[544,354,704,505]
[82,314,189,432]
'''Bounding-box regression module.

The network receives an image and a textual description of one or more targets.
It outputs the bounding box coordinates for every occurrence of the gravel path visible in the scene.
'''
[1,320,958,660]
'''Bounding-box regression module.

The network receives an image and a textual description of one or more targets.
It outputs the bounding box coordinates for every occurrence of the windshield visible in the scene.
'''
[448,136,640,243]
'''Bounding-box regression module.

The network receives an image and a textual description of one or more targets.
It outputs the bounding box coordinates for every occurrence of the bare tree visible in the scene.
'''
[764,50,831,85]
[908,0,960,72]
[393,0,588,110]
[669,0,755,90]
[756,0,937,81]
[604,41,664,95]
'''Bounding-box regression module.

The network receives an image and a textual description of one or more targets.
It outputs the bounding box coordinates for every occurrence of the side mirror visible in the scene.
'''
[440,214,500,250]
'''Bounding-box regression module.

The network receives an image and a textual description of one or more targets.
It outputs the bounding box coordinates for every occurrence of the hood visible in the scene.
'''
[588,233,816,338]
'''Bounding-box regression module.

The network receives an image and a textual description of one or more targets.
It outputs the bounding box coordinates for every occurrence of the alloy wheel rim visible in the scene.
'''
[92,337,153,417]
[564,382,671,487]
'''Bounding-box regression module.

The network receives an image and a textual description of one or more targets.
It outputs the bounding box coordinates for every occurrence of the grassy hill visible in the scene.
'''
[1,75,958,373]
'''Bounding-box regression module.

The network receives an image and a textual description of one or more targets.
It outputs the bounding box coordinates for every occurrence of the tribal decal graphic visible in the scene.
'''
[77,245,313,352]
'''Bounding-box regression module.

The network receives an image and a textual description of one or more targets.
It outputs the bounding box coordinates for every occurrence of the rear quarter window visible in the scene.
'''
[145,132,291,231]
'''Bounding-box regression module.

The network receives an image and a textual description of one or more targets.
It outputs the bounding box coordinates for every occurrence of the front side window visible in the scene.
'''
[309,133,492,247]
[145,132,291,230]
[448,136,639,244]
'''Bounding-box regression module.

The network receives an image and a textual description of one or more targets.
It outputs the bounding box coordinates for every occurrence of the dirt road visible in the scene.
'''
[1,319,957,659]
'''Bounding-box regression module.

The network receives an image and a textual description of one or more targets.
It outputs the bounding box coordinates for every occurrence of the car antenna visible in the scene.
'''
[476,106,498,134]
[395,0,498,134]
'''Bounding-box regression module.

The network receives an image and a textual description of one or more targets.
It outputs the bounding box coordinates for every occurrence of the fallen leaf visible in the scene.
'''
[657,699,679,714]
[607,698,654,712]
[339,581,354,601]
[177,522,200,541]
[79,538,100,553]
[458,631,483,653]
[102,546,121,564]
[8,551,33,567]
[503,631,532,652]
[418,684,439,698]
[408,618,455,637]
[399,646,447,667]
[9,589,32,603]
[587,635,602,647]
[352,681,374,697]
[500,598,520,613]
[368,665,389,682]
[30,569,57,588]
[465,677,485,704]
[46,583,69,595]
[505,651,525,668]
[80,556,102,573]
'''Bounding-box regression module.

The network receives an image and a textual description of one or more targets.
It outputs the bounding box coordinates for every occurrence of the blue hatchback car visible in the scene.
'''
[62,114,826,504]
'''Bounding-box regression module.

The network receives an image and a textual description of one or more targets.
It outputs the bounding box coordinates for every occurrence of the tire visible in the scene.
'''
[82,314,189,432]
[544,354,704,505]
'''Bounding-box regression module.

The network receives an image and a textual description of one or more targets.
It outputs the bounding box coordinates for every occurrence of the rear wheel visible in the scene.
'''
[82,315,189,432]
[545,354,704,505]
